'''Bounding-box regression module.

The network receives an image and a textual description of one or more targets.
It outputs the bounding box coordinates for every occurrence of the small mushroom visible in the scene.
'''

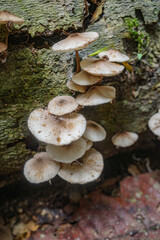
[82,137,93,150]
[58,148,103,184]
[0,11,24,25]
[52,32,99,73]
[83,120,106,142]
[48,95,78,116]
[148,110,160,137]
[72,70,101,86]
[23,152,60,184]
[67,79,88,93]
[98,49,129,62]
[76,86,116,106]
[28,109,86,145]
[112,131,139,147]
[0,225,12,240]
[46,137,87,163]
[80,58,124,76]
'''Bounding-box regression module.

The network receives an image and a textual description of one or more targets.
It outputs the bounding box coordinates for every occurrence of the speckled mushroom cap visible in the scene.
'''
[148,110,160,136]
[76,86,116,106]
[0,225,12,240]
[98,49,129,62]
[48,96,78,116]
[23,152,60,184]
[52,32,99,52]
[83,120,106,142]
[46,137,87,163]
[28,109,86,145]
[0,11,24,24]
[80,58,124,76]
[112,131,139,147]
[0,42,7,53]
[72,70,101,86]
[58,148,103,184]
[67,79,88,93]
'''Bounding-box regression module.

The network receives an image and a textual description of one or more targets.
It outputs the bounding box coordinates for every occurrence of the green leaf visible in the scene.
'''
[88,46,114,57]
[137,53,143,60]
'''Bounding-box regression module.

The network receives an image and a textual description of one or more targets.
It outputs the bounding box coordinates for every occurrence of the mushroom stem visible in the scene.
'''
[75,50,80,73]
[75,105,83,112]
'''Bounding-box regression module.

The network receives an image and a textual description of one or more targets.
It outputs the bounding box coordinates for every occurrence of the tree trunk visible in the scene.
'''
[0,0,160,185]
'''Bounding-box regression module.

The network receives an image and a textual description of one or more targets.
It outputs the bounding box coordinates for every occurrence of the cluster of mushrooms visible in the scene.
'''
[24,31,139,185]
[0,11,24,63]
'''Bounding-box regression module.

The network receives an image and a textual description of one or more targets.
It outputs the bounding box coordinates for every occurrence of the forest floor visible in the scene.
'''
[0,135,160,240]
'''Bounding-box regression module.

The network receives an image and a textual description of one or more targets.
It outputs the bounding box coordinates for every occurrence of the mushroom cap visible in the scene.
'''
[112,131,139,147]
[58,148,103,184]
[72,70,101,86]
[23,152,60,184]
[148,111,160,136]
[28,109,86,145]
[98,49,129,62]
[80,58,124,76]
[52,32,99,52]
[76,86,116,106]
[83,120,106,142]
[0,42,7,53]
[48,96,78,116]
[67,79,88,93]
[0,11,24,25]
[0,225,12,240]
[46,137,87,163]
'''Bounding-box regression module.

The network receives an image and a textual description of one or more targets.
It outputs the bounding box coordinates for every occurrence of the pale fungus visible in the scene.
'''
[67,79,88,93]
[58,148,103,184]
[23,152,60,184]
[148,110,160,137]
[112,131,139,148]
[28,109,86,145]
[72,70,101,86]
[83,120,106,142]
[98,49,129,62]
[52,32,99,73]
[76,86,116,106]
[48,95,78,116]
[46,137,87,163]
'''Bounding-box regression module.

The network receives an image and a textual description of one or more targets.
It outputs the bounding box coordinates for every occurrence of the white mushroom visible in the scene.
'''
[148,110,160,137]
[23,152,60,184]
[67,79,88,93]
[80,58,124,76]
[83,120,106,142]
[58,148,103,184]
[112,131,139,147]
[98,49,129,62]
[72,70,101,86]
[52,32,99,73]
[46,137,87,163]
[28,109,86,145]
[76,86,116,106]
[48,96,78,116]
[0,11,24,25]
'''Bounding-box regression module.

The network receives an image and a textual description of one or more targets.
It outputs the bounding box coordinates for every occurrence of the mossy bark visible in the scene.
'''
[0,0,160,183]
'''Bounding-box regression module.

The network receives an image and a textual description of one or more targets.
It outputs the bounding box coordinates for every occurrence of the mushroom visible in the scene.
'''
[48,95,78,116]
[83,120,106,142]
[28,109,86,145]
[0,42,7,63]
[76,86,116,106]
[67,79,88,93]
[82,137,93,150]
[0,11,24,25]
[98,49,129,62]
[80,58,124,76]
[52,32,99,73]
[0,225,12,240]
[148,110,160,137]
[46,137,87,163]
[112,131,139,147]
[0,11,24,62]
[58,148,103,184]
[72,70,101,86]
[23,152,60,184]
